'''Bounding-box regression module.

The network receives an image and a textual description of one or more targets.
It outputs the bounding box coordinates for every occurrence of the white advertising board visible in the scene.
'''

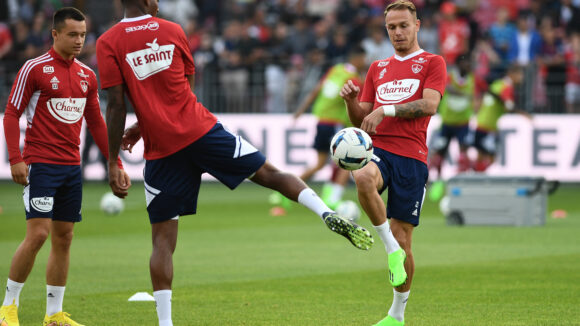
[1,114,579,182]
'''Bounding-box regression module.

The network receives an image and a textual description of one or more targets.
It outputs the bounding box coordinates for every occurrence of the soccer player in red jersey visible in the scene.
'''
[0,7,129,326]
[340,1,447,325]
[96,1,373,325]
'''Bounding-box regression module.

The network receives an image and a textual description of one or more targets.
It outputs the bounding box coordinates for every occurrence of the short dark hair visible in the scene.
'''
[53,7,86,31]
[348,44,366,58]
[384,0,418,19]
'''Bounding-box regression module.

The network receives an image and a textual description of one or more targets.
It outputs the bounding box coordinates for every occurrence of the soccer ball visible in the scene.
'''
[336,200,361,222]
[100,192,124,215]
[330,127,373,170]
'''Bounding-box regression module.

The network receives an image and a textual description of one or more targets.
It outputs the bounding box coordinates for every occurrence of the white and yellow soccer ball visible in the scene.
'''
[335,200,361,222]
[100,192,124,215]
[330,127,373,170]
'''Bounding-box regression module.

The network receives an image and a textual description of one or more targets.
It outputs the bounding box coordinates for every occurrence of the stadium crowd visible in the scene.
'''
[0,0,579,114]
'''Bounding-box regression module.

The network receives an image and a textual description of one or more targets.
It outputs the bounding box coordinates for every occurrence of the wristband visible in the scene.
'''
[382,105,396,117]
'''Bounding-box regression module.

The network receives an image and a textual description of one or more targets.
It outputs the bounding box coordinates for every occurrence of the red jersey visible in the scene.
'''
[3,48,118,167]
[359,49,447,164]
[96,15,217,160]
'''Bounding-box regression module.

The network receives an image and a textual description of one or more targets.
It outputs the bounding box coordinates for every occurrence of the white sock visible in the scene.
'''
[373,221,401,254]
[328,183,344,205]
[46,285,65,316]
[154,290,173,326]
[388,289,410,322]
[297,188,332,219]
[3,279,24,306]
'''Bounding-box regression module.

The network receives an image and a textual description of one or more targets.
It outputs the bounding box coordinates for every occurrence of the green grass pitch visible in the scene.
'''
[0,181,579,325]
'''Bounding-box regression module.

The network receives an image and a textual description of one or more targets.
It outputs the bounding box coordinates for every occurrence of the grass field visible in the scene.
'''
[0,180,579,325]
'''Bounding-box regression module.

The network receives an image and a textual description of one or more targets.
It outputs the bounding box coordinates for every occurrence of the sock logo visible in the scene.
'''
[47,292,54,298]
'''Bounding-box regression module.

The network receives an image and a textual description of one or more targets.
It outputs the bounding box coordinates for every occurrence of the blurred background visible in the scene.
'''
[1,0,579,114]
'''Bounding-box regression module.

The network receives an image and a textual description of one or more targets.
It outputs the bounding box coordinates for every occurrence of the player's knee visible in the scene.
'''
[25,229,50,250]
[353,170,377,193]
[52,231,74,250]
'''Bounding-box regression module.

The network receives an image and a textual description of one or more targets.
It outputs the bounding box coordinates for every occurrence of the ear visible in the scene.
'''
[51,28,58,39]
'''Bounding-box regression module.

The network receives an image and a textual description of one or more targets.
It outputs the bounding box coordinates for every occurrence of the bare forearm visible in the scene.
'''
[106,101,126,164]
[394,99,437,119]
[345,99,369,127]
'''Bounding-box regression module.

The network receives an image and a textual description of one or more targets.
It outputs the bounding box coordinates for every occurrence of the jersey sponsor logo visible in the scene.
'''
[376,79,420,104]
[412,57,427,64]
[46,97,86,124]
[125,38,175,80]
[379,68,387,79]
[43,65,54,74]
[125,21,160,33]
[31,196,53,213]
[377,61,389,67]
[411,64,423,74]
[80,80,88,93]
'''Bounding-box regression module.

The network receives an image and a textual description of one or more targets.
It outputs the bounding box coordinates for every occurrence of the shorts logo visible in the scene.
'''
[125,21,160,33]
[125,38,175,80]
[31,197,53,213]
[43,65,54,74]
[411,64,423,74]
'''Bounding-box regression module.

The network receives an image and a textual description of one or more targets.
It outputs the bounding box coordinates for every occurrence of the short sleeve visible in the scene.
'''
[359,63,376,104]
[424,55,447,96]
[96,36,124,89]
[176,25,195,76]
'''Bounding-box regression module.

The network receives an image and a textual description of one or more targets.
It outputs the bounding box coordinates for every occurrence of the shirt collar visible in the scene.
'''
[121,14,152,23]
[394,49,425,61]
[49,47,75,66]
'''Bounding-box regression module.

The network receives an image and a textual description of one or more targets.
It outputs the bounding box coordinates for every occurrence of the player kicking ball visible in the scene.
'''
[341,1,447,325]
[96,1,372,325]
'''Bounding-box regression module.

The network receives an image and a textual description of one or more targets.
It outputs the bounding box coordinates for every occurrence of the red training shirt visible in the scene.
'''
[359,49,447,164]
[96,15,218,160]
[3,48,120,167]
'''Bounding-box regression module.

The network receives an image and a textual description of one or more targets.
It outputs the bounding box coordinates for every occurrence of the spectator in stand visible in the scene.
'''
[564,36,580,112]
[438,1,470,65]
[362,25,395,66]
[488,7,517,71]
[0,22,12,59]
[418,13,438,55]
[326,25,350,64]
[538,18,567,113]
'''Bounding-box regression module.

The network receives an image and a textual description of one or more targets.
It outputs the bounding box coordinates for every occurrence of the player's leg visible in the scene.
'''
[150,219,178,326]
[250,161,373,250]
[45,221,74,317]
[299,151,329,182]
[324,167,350,209]
[43,165,84,326]
[456,125,472,172]
[352,154,406,285]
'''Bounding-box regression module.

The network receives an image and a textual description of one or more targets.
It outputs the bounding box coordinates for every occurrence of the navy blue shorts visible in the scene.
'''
[24,163,82,222]
[473,129,498,155]
[313,122,344,152]
[431,124,470,155]
[144,122,266,224]
[370,148,428,226]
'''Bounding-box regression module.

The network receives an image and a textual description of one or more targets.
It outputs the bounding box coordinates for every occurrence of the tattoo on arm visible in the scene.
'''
[395,99,432,119]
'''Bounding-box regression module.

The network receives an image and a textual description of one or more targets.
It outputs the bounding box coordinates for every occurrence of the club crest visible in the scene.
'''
[80,80,88,93]
[412,64,423,74]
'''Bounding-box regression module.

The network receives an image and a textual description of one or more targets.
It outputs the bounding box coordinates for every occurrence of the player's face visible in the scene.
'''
[52,19,86,59]
[385,9,420,55]
[146,0,159,17]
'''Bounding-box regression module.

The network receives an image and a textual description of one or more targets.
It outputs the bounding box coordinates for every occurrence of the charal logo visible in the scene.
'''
[43,65,54,74]
[50,76,59,90]
[379,68,387,79]
[125,38,175,80]
[377,60,390,67]
[80,80,88,93]
[46,98,86,124]
[412,57,427,64]
[31,197,53,213]
[412,64,423,74]
[375,79,420,104]
[125,21,160,33]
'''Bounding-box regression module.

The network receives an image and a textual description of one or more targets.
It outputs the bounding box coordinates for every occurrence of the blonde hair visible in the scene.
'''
[384,0,417,19]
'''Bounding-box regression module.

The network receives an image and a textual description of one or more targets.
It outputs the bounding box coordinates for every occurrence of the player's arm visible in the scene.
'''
[105,84,130,198]
[294,81,322,119]
[187,74,195,92]
[340,80,373,128]
[360,88,441,135]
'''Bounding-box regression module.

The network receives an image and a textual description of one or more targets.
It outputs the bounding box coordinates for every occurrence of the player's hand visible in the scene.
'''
[340,80,360,101]
[360,106,386,135]
[10,162,28,186]
[108,163,130,198]
[121,123,142,153]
